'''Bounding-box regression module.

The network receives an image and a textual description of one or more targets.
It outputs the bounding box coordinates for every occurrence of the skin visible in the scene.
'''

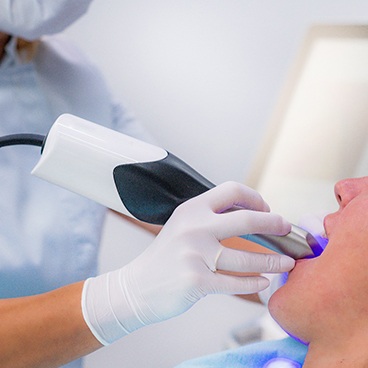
[269,176,368,367]
[0,282,100,368]
[0,33,10,60]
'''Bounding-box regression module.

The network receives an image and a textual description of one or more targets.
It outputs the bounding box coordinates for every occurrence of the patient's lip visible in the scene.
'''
[323,214,334,238]
[296,258,309,265]
[287,258,307,276]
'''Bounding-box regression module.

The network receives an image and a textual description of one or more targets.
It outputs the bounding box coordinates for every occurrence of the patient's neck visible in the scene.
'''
[0,33,10,61]
[304,335,368,367]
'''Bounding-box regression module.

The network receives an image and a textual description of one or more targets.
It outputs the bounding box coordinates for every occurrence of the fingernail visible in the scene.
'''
[282,219,292,234]
[280,256,295,271]
[258,277,270,290]
[263,202,271,212]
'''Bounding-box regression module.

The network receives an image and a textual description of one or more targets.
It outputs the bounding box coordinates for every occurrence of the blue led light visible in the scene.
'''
[263,357,302,368]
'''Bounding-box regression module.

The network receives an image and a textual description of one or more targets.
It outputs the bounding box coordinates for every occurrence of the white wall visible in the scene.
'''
[63,1,368,367]
[65,0,368,186]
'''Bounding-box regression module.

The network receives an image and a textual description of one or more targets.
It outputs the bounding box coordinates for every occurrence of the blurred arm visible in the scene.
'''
[0,282,101,368]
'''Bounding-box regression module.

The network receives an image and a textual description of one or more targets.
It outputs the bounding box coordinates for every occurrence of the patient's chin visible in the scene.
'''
[267,290,282,320]
[268,287,295,333]
[268,288,310,345]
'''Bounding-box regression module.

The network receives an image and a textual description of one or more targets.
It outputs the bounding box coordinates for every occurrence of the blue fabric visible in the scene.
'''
[175,338,308,368]
[0,35,152,368]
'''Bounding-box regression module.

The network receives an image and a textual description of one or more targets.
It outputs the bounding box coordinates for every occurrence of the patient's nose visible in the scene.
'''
[334,178,363,208]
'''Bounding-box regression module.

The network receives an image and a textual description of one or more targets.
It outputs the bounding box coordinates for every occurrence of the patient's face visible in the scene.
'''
[268,176,368,344]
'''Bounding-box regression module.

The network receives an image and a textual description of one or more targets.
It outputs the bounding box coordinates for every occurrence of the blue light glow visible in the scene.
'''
[314,235,329,251]
[263,357,302,368]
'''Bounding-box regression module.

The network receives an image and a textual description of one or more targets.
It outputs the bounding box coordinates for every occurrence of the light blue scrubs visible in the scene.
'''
[175,337,308,368]
[0,35,153,368]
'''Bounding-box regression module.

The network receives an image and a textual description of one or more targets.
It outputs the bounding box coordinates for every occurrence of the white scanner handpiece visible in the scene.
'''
[32,114,168,216]
[32,114,322,259]
[32,114,214,224]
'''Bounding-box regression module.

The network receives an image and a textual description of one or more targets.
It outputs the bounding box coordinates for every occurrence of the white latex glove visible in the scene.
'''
[82,182,295,345]
[258,273,289,306]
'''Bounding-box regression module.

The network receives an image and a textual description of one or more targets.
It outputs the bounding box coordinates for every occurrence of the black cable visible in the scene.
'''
[0,134,45,148]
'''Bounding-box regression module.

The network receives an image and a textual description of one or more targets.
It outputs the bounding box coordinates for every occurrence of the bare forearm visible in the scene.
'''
[0,281,101,368]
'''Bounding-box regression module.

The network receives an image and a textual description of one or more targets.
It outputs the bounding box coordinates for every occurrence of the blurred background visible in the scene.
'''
[63,1,368,367]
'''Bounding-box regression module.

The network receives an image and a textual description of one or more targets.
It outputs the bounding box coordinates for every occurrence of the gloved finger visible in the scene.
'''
[216,247,295,273]
[201,242,224,273]
[258,273,287,305]
[199,182,270,213]
[206,273,271,295]
[211,210,291,240]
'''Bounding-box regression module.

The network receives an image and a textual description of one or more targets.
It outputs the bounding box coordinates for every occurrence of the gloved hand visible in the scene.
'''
[82,182,295,345]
